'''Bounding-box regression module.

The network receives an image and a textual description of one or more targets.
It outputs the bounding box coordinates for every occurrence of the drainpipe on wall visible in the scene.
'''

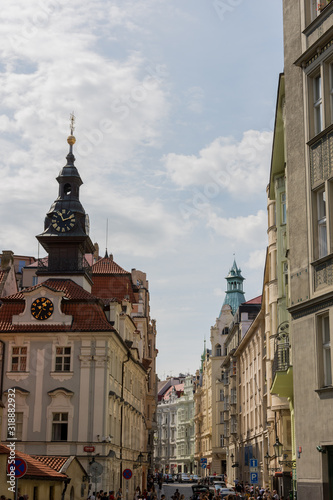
[120,350,131,489]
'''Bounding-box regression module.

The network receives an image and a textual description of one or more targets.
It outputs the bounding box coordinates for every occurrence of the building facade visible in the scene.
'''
[0,132,156,497]
[282,2,333,498]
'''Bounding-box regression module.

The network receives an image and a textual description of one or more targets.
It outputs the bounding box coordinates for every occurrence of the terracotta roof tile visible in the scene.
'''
[243,295,262,305]
[31,455,70,472]
[0,279,114,333]
[4,279,97,302]
[92,256,129,275]
[0,445,67,480]
[92,275,136,303]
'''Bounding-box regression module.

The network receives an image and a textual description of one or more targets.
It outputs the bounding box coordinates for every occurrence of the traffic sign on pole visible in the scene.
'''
[7,459,27,479]
[250,472,258,484]
[123,469,132,480]
[250,459,258,469]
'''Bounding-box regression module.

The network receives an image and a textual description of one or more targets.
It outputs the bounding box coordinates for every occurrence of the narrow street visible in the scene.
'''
[161,483,193,500]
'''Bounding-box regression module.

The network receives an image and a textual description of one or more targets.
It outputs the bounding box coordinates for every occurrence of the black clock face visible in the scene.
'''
[31,297,54,321]
[51,209,76,233]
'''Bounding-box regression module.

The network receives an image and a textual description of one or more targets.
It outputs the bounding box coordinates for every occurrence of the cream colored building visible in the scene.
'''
[194,345,212,477]
[282,2,333,497]
[221,297,262,485]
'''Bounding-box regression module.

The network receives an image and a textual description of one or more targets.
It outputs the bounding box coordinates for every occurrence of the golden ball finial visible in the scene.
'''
[67,135,76,145]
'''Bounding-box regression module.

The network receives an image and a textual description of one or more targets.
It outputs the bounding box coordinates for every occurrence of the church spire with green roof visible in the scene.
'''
[220,259,245,315]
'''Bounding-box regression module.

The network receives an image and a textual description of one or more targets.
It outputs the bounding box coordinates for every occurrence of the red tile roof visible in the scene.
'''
[0,279,114,333]
[92,256,137,303]
[92,256,129,275]
[244,295,262,305]
[31,455,70,472]
[0,445,67,480]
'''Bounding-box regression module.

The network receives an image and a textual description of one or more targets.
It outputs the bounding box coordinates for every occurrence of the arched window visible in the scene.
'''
[215,344,222,356]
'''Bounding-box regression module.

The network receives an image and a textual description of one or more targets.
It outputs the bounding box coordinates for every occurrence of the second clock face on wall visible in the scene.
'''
[31,297,54,321]
[51,209,76,232]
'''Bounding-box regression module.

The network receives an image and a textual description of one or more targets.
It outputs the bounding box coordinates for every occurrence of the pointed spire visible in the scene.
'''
[220,258,246,315]
[66,111,76,166]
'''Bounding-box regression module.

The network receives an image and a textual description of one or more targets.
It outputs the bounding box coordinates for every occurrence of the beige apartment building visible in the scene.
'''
[282,1,333,498]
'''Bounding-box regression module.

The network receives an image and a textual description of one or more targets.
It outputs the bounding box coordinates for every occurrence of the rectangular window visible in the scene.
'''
[52,412,68,441]
[330,63,333,124]
[220,411,224,424]
[220,434,224,447]
[11,347,27,371]
[7,412,23,440]
[18,260,26,273]
[314,75,323,135]
[55,347,71,371]
[322,315,332,386]
[317,188,327,258]
[281,192,287,225]
[283,261,289,288]
[32,276,38,286]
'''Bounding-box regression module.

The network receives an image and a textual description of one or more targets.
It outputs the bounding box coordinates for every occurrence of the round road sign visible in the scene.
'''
[90,461,103,476]
[123,469,132,479]
[7,458,27,478]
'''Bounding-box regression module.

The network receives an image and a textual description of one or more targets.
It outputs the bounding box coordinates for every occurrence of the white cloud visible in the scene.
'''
[207,209,267,247]
[184,86,205,114]
[163,130,272,196]
[245,248,266,270]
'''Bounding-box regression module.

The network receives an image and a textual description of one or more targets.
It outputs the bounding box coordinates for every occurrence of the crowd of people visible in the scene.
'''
[88,488,124,499]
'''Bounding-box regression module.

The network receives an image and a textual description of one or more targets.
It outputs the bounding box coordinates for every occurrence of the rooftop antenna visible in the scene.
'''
[105,219,109,258]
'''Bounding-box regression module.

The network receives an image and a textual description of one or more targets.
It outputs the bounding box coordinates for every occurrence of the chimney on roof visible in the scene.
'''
[93,243,99,262]
[1,251,14,270]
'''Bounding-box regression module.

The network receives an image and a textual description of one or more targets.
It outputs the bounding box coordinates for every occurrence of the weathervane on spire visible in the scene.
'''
[70,111,76,135]
[67,112,76,152]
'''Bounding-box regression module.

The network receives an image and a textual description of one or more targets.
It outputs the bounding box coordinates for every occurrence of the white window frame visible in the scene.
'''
[11,346,27,372]
[46,389,74,442]
[317,313,333,388]
[316,187,328,259]
[55,346,71,372]
[281,192,287,225]
[314,74,323,135]
[52,412,69,441]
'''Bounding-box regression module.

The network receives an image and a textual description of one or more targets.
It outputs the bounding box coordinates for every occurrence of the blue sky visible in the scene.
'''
[0,0,284,377]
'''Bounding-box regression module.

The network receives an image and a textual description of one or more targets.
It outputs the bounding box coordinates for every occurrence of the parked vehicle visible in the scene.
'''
[218,488,237,498]
[190,474,199,482]
[163,474,174,483]
[213,481,227,493]
[208,475,225,485]
[177,473,190,483]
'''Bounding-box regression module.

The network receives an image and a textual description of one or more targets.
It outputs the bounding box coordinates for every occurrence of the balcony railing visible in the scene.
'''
[272,331,291,380]
[38,255,92,280]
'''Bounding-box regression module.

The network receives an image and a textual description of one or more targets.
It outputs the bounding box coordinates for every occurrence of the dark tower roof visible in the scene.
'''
[36,118,94,278]
[220,259,246,315]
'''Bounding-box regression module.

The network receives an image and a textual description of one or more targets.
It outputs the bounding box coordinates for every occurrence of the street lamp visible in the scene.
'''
[264,436,283,472]
[273,437,283,459]
[230,453,234,463]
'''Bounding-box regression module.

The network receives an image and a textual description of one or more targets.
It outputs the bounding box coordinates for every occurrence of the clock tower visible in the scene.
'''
[36,117,95,288]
